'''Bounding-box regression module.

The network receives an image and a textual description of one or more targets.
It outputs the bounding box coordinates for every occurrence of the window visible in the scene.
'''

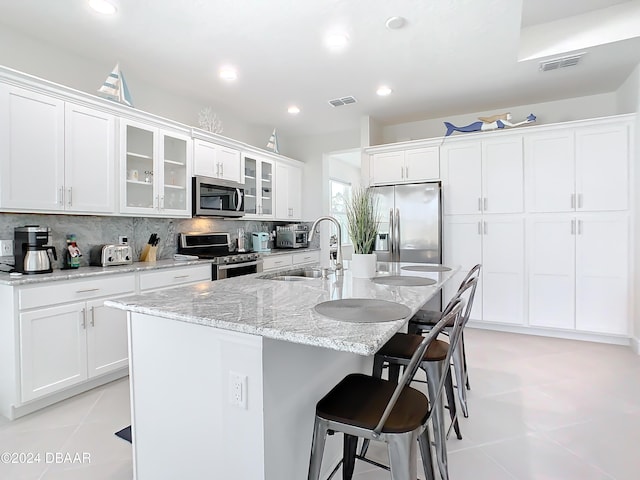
[329,178,352,245]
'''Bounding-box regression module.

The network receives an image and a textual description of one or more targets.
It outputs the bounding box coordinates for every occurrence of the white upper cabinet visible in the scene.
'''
[243,154,273,218]
[525,121,630,213]
[441,137,523,215]
[440,141,482,215]
[481,137,524,213]
[275,162,302,220]
[524,130,575,212]
[0,84,65,211]
[0,85,116,213]
[64,103,116,213]
[193,140,241,183]
[575,124,629,211]
[371,146,439,185]
[120,120,191,217]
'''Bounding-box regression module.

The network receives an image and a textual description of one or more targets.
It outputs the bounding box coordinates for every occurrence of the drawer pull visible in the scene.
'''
[76,288,100,293]
[89,306,95,327]
[174,275,190,279]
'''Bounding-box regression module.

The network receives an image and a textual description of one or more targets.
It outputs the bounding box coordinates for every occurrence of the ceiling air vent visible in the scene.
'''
[539,53,585,72]
[328,96,357,107]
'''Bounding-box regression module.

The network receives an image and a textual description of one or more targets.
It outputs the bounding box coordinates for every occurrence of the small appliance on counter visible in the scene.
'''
[252,232,270,252]
[236,228,247,252]
[89,244,133,267]
[275,224,309,249]
[14,226,57,275]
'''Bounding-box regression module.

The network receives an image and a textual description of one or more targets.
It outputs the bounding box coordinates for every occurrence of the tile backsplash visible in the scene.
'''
[0,213,317,269]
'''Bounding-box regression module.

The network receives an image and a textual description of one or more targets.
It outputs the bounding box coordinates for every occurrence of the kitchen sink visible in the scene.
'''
[260,268,324,281]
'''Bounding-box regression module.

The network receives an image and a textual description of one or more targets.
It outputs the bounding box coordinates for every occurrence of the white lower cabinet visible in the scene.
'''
[444,215,525,325]
[262,254,293,271]
[19,295,130,402]
[138,264,211,291]
[292,250,320,265]
[529,214,630,335]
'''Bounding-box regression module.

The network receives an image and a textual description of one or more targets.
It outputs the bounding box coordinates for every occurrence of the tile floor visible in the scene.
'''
[0,329,638,479]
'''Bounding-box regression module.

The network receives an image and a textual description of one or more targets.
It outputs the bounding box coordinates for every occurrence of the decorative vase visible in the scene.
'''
[350,253,377,278]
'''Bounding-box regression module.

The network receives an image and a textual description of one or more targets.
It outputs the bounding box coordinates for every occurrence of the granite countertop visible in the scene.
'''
[105,262,459,356]
[0,258,214,286]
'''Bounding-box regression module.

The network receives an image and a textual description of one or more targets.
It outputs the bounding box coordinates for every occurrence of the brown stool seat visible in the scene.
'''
[317,373,429,434]
[378,334,449,362]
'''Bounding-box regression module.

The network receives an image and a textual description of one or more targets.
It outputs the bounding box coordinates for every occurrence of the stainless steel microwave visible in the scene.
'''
[192,176,244,218]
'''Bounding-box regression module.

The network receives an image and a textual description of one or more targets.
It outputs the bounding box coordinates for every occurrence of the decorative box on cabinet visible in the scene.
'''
[528,213,629,335]
[243,154,274,218]
[370,146,439,185]
[193,139,242,183]
[440,136,524,215]
[275,162,302,220]
[120,120,192,217]
[0,85,116,213]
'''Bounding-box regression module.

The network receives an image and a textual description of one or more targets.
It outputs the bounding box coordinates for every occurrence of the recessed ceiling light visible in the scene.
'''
[376,86,393,96]
[288,106,300,115]
[219,66,238,81]
[325,32,349,50]
[385,16,406,30]
[88,0,117,15]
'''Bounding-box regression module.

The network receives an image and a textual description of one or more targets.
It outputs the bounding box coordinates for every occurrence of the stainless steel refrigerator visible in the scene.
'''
[371,182,442,264]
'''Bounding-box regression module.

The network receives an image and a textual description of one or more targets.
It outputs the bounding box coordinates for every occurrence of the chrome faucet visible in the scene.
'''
[309,216,343,276]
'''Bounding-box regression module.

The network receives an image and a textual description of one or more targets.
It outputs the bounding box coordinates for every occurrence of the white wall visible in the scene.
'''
[282,130,360,221]
[380,92,619,144]
[0,25,263,147]
[618,63,640,353]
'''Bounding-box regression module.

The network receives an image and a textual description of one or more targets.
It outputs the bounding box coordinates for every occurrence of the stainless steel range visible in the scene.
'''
[178,232,263,280]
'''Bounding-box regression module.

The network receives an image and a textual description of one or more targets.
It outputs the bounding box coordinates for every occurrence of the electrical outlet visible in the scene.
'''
[118,235,129,245]
[0,240,13,257]
[229,372,247,409]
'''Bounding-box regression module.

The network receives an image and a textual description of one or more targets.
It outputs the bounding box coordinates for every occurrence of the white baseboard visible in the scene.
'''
[467,321,631,347]
[8,369,128,421]
[632,337,640,355]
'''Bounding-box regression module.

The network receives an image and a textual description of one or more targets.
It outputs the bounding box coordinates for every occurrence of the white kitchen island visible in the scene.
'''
[105,263,457,480]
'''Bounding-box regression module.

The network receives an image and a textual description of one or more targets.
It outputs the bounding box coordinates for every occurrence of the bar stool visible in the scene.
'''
[307,301,464,480]
[410,264,481,417]
[365,276,477,480]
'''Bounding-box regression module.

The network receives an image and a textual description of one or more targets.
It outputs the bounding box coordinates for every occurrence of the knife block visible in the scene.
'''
[140,244,157,262]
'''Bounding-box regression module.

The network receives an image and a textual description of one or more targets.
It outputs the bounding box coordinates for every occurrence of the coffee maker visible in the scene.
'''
[14,226,57,274]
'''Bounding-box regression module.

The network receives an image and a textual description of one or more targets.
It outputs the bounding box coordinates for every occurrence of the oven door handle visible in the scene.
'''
[216,260,262,271]
[235,188,243,211]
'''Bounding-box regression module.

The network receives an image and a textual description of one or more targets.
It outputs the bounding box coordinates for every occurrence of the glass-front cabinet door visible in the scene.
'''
[160,132,190,214]
[123,122,156,212]
[120,120,191,216]
[243,155,273,218]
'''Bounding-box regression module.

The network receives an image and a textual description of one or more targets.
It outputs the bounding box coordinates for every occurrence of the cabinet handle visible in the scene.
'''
[67,187,73,207]
[58,187,64,206]
[89,306,95,327]
[220,163,224,177]
[478,198,482,211]
[578,220,583,235]
[571,193,576,209]
[216,162,220,177]
[484,221,488,235]
[76,288,100,293]
[477,222,482,235]
[577,194,583,209]
[483,197,488,211]
[174,275,190,280]
[81,308,87,329]
[400,165,404,179]
[571,219,575,235]
[160,196,165,210]
[405,166,409,178]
